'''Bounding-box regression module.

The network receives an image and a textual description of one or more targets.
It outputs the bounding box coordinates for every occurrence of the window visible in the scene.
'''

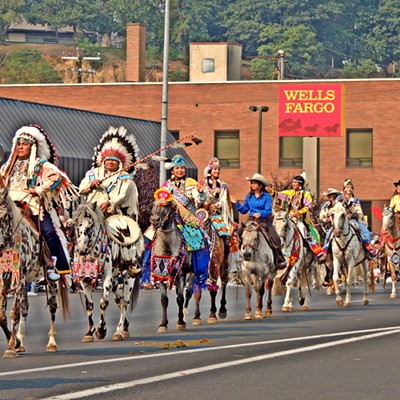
[215,130,240,168]
[202,58,215,73]
[346,129,372,167]
[279,137,303,167]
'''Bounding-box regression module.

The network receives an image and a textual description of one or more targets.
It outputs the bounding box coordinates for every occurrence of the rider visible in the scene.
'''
[201,157,235,255]
[79,126,142,276]
[231,173,286,270]
[0,124,77,281]
[389,178,400,212]
[337,178,376,258]
[277,174,326,262]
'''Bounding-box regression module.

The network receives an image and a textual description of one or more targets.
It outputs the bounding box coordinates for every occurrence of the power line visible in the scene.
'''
[62,48,100,83]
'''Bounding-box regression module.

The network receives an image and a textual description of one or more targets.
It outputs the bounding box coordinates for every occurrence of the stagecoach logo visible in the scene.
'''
[390,250,400,267]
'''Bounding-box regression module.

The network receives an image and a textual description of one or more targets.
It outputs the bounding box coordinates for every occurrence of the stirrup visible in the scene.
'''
[47,269,60,281]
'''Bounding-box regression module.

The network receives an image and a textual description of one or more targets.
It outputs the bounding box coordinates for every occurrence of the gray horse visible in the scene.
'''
[238,220,276,319]
[331,201,369,307]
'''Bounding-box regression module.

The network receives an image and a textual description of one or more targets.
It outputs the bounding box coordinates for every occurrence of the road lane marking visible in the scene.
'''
[38,327,400,400]
[1,326,399,379]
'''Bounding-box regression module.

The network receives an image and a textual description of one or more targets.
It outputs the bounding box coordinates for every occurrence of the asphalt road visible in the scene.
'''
[1,283,400,400]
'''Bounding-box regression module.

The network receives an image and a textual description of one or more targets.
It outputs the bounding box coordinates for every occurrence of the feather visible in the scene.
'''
[135,163,149,170]
[171,142,192,148]
[300,170,307,181]
[191,137,203,145]
[151,155,169,162]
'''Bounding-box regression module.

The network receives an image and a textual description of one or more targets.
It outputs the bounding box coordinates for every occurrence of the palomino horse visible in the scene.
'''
[381,207,400,299]
[73,202,142,342]
[238,220,276,319]
[0,179,69,358]
[150,199,202,333]
[200,212,229,324]
[330,201,369,307]
[273,211,322,312]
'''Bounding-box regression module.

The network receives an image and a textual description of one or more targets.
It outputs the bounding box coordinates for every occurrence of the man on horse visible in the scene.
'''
[79,126,142,276]
[337,178,376,258]
[231,173,286,270]
[277,174,326,262]
[0,124,77,281]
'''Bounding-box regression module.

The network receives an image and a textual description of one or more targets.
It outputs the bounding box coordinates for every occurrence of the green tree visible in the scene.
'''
[0,0,25,41]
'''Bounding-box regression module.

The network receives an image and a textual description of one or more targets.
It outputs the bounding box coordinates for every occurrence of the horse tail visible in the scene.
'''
[272,273,285,296]
[369,260,376,293]
[129,275,140,312]
[58,280,71,321]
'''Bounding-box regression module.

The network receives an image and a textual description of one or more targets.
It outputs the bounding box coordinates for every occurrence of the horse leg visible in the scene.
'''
[362,262,370,306]
[96,273,113,340]
[333,261,343,306]
[191,286,202,326]
[176,276,186,331]
[16,286,29,353]
[45,280,58,352]
[282,285,293,312]
[300,268,311,311]
[255,279,265,319]
[390,264,397,299]
[343,267,352,307]
[265,278,273,316]
[81,278,95,342]
[218,257,229,320]
[3,292,21,358]
[157,282,169,334]
[243,274,253,320]
[207,286,218,324]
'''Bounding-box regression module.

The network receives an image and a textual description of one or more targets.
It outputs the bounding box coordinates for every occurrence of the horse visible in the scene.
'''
[238,220,276,319]
[0,178,69,358]
[330,201,370,307]
[199,211,230,324]
[150,199,203,333]
[381,207,400,299]
[273,211,322,312]
[73,202,142,342]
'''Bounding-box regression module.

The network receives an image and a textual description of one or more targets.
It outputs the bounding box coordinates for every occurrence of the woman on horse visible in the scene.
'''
[336,178,376,258]
[0,124,77,282]
[231,173,286,270]
[389,178,400,212]
[201,157,235,255]
[277,174,326,262]
[79,126,142,276]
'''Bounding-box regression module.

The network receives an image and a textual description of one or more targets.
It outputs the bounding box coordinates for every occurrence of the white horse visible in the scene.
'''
[273,211,322,312]
[381,207,400,299]
[238,220,276,320]
[330,201,369,307]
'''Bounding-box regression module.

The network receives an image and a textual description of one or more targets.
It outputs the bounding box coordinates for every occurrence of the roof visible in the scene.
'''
[8,21,74,33]
[0,97,198,184]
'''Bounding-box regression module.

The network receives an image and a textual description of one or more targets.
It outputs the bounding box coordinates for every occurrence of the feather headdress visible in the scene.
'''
[92,126,140,173]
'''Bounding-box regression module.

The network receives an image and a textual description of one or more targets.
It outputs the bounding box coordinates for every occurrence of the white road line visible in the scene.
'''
[0,326,399,378]
[39,327,400,400]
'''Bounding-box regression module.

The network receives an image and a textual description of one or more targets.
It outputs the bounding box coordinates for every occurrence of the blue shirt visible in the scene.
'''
[235,192,272,220]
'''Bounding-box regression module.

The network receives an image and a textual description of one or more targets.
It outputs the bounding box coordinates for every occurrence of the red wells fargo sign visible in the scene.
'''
[278,84,343,137]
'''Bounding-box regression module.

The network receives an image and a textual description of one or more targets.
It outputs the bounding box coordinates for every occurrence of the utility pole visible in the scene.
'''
[62,48,100,83]
[277,50,285,80]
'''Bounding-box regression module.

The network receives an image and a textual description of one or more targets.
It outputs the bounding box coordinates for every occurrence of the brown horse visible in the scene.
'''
[0,177,69,358]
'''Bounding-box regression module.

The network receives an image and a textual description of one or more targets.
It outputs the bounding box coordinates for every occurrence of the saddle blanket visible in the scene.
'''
[210,215,231,237]
[0,234,21,284]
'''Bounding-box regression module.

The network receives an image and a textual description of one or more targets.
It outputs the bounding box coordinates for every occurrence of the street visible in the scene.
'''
[0,283,400,400]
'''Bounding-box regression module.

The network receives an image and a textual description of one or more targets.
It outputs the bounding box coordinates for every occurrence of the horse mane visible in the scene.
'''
[74,202,104,226]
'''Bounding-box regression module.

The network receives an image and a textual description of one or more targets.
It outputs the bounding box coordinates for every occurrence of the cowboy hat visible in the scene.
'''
[325,188,341,196]
[246,173,270,187]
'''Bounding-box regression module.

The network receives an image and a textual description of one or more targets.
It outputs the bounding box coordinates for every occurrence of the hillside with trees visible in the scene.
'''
[1,0,400,83]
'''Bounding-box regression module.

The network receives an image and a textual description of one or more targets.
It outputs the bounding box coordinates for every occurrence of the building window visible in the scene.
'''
[279,137,303,167]
[202,58,215,73]
[215,130,240,168]
[346,129,372,167]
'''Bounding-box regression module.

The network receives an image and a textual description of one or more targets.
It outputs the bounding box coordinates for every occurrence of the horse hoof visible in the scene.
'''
[46,344,57,353]
[326,289,333,296]
[363,300,369,305]
[96,331,107,340]
[82,335,94,343]
[336,299,343,306]
[255,313,263,320]
[157,326,168,334]
[3,349,18,358]
[218,311,227,320]
[122,331,130,339]
[207,317,218,324]
[192,318,202,326]
[265,309,272,316]
[15,346,25,353]
[183,308,188,323]
[176,323,186,331]
[344,302,351,308]
[282,306,292,312]
[390,294,397,299]
[301,306,310,312]
[113,334,122,341]
[244,314,252,320]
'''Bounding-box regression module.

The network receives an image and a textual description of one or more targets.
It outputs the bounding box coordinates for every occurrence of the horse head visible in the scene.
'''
[73,202,104,255]
[150,200,175,230]
[381,207,396,235]
[241,220,260,261]
[331,201,349,237]
[273,210,292,241]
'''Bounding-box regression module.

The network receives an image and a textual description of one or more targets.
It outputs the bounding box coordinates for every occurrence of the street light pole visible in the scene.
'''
[249,105,269,173]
